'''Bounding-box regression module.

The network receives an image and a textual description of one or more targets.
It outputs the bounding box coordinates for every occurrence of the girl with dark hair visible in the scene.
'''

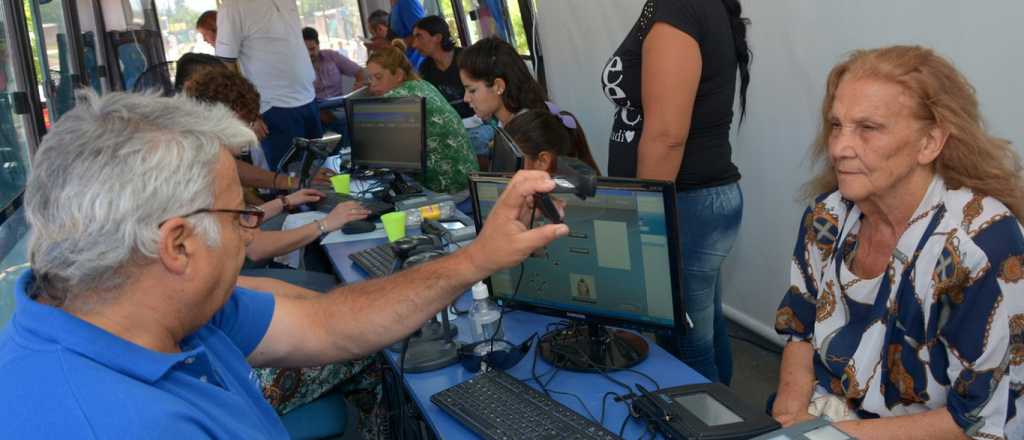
[458,36,547,125]
[459,36,597,171]
[602,0,751,384]
[173,52,228,93]
[504,110,599,174]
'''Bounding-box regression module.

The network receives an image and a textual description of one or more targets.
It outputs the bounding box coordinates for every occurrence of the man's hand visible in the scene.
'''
[464,170,570,277]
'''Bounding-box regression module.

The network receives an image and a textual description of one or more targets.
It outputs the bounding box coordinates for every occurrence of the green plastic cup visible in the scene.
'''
[381,211,407,242]
[330,174,350,194]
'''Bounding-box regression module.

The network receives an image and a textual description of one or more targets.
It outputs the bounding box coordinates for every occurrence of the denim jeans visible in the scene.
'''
[671,182,743,384]
[261,101,324,171]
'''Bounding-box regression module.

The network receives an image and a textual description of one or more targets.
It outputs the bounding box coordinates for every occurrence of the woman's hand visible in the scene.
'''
[285,188,325,207]
[311,168,337,187]
[250,118,269,140]
[773,411,815,428]
[771,341,817,427]
[322,201,371,231]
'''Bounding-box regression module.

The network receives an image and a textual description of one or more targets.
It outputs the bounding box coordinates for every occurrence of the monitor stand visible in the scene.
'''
[388,172,422,200]
[390,312,460,373]
[539,322,649,372]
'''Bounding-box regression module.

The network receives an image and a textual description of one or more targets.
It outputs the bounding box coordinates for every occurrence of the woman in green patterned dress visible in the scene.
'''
[365,40,478,194]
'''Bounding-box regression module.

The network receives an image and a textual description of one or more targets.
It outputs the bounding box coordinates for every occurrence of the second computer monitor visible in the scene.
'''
[346,96,427,173]
[490,127,525,173]
[470,173,684,334]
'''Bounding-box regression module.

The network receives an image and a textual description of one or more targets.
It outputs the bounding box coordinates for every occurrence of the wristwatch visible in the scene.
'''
[278,195,291,211]
[313,219,329,237]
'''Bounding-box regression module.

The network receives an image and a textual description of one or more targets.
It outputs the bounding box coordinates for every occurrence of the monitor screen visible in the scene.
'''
[490,127,524,173]
[470,174,682,332]
[346,96,426,172]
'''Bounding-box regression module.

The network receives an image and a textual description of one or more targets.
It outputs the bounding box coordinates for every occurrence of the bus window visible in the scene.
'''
[156,0,218,64]
[24,0,80,125]
[157,0,368,75]
[0,10,32,213]
[298,0,368,66]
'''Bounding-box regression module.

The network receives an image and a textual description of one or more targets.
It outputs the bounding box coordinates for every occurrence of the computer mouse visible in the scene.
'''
[341,220,376,235]
[402,250,447,269]
[390,235,442,258]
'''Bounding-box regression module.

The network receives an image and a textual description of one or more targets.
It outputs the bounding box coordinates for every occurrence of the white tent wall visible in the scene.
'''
[536,0,1024,343]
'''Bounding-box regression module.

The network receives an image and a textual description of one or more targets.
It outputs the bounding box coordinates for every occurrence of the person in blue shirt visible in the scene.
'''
[0,91,569,438]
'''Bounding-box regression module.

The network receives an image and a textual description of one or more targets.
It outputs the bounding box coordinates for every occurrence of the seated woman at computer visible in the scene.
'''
[175,53,335,189]
[459,37,599,172]
[504,110,600,174]
[411,16,494,169]
[365,41,478,194]
[772,46,1023,439]
[184,68,372,262]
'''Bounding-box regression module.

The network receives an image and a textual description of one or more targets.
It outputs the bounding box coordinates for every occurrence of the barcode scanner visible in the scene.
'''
[533,158,597,224]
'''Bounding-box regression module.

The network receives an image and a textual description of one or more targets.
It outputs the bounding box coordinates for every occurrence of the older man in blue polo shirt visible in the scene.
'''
[0,91,568,438]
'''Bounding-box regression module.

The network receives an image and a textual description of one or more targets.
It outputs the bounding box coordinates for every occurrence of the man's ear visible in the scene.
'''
[157,218,196,275]
[918,124,949,166]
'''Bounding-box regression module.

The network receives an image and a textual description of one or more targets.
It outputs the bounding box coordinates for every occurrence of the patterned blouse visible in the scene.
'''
[383,79,478,194]
[775,176,1023,439]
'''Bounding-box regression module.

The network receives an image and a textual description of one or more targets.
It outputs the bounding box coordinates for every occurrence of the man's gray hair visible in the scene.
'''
[25,91,257,302]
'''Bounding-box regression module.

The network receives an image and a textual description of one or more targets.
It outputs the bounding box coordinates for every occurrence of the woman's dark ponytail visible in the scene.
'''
[721,0,751,120]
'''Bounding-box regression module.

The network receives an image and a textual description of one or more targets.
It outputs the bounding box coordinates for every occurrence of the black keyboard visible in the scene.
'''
[431,369,622,440]
[348,243,397,278]
[317,194,393,220]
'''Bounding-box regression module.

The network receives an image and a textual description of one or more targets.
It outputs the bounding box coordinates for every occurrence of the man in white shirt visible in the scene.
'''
[215,0,323,170]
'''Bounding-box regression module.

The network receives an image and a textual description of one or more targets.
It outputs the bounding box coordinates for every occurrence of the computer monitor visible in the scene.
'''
[490,127,525,173]
[469,173,684,371]
[346,96,427,173]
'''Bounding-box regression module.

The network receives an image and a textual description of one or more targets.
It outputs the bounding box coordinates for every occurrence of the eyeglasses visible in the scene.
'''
[162,205,265,229]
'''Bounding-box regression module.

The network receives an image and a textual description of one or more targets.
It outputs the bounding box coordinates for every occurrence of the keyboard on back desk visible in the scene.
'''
[431,369,622,440]
[316,193,393,219]
[348,243,396,279]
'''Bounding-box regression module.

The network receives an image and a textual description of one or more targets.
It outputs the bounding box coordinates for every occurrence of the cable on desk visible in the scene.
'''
[618,411,631,437]
[544,388,599,422]
[599,391,621,425]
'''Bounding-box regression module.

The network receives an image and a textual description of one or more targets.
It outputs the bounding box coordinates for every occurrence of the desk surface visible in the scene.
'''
[323,236,707,439]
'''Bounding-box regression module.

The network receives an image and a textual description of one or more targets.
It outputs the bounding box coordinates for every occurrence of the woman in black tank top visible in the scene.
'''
[602,0,751,385]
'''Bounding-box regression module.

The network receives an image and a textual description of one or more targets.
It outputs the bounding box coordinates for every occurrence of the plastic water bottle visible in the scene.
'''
[402,201,457,226]
[469,282,503,343]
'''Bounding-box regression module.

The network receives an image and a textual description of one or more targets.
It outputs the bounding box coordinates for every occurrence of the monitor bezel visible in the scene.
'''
[489,127,525,173]
[468,172,686,336]
[345,95,427,174]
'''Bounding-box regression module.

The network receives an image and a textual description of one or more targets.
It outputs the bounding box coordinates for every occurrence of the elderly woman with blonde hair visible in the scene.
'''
[773,46,1023,439]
